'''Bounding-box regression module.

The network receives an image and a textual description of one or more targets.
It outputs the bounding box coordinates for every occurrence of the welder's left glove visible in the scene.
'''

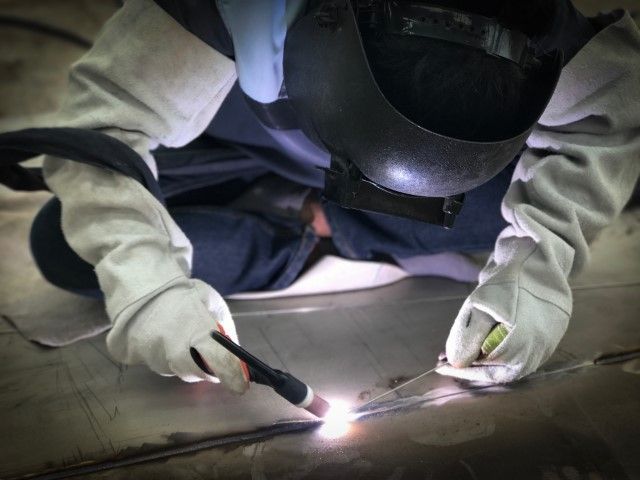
[437,234,570,383]
[438,13,640,383]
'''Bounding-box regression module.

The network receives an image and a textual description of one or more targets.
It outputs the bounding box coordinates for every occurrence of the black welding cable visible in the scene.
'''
[0,14,92,49]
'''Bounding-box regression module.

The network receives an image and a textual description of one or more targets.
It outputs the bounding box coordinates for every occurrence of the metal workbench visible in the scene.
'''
[1,193,639,479]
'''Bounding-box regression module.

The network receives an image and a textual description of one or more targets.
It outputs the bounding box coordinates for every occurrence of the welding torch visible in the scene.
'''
[212,324,509,419]
[210,331,331,418]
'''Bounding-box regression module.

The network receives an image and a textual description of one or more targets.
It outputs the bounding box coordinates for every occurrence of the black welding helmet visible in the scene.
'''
[283,0,562,227]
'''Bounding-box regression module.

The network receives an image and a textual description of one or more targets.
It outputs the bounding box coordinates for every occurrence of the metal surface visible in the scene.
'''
[0,210,638,478]
[79,359,640,480]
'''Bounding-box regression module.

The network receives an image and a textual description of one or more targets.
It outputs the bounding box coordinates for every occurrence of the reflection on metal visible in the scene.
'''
[22,355,640,480]
[1,209,639,479]
[27,359,640,480]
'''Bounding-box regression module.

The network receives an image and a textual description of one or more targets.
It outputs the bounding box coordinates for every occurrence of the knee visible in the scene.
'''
[30,198,100,294]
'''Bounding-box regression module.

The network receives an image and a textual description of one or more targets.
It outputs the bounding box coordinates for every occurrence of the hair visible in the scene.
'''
[361,0,556,141]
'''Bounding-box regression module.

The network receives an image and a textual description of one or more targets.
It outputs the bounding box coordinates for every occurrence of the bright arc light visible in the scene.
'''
[318,400,355,439]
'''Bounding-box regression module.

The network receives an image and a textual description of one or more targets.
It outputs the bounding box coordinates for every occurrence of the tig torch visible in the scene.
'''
[210,331,331,418]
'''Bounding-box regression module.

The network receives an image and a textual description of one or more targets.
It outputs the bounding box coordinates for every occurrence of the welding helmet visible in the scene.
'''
[283,0,562,227]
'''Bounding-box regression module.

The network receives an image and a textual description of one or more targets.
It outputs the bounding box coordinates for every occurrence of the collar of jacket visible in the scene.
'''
[216,0,306,105]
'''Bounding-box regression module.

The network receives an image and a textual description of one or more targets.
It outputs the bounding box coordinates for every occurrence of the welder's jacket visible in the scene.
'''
[0,1,638,353]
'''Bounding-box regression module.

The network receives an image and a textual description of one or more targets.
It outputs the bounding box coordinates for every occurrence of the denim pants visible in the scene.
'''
[30,158,514,298]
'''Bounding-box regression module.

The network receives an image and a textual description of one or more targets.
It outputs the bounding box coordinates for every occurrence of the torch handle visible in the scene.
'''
[210,331,281,386]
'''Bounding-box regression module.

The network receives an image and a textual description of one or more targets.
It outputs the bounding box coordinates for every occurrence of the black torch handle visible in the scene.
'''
[211,331,316,409]
[210,331,281,386]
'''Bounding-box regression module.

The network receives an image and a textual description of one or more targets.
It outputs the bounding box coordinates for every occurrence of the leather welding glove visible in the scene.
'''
[107,277,249,392]
[43,152,249,392]
[437,236,570,384]
[36,0,246,390]
[438,11,640,383]
[45,149,249,392]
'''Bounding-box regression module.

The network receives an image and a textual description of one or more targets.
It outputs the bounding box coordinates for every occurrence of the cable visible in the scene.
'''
[0,14,92,49]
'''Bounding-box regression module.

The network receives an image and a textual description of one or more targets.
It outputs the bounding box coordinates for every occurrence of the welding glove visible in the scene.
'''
[107,277,249,392]
[42,154,249,393]
[437,236,570,384]
[34,0,247,390]
[438,12,640,383]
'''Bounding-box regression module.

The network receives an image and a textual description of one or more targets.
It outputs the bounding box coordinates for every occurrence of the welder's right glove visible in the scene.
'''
[34,0,247,391]
[43,156,249,393]
[107,277,249,392]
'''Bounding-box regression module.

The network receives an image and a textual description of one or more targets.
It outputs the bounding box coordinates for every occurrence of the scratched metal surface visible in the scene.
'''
[0,288,466,478]
[0,210,638,479]
[77,360,640,480]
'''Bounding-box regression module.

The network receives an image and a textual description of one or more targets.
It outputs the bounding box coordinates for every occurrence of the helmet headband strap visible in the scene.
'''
[359,1,534,68]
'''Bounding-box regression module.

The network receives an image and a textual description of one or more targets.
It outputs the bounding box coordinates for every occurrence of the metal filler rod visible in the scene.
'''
[355,364,443,413]
[354,323,510,413]
[210,331,331,418]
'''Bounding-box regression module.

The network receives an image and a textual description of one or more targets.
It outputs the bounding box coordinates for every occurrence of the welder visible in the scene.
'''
[1,0,639,394]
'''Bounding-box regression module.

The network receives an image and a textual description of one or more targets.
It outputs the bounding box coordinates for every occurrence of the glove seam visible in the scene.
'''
[476,281,571,318]
[479,242,571,316]
[517,286,571,317]
[518,241,572,316]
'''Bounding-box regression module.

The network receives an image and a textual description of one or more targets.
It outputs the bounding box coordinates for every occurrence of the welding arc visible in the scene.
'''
[354,364,445,413]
